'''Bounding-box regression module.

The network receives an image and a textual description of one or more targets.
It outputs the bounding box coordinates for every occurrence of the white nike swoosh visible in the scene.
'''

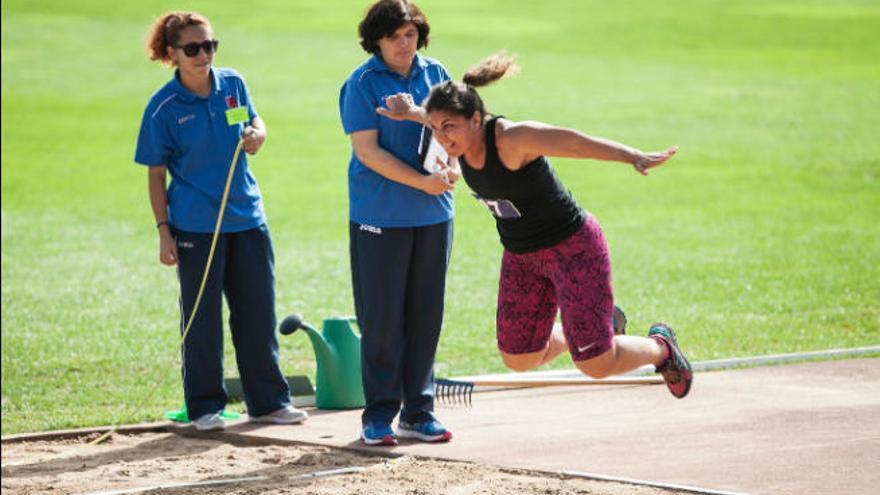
[576,343,596,353]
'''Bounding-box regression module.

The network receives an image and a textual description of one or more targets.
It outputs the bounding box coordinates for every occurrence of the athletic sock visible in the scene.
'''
[649,335,671,365]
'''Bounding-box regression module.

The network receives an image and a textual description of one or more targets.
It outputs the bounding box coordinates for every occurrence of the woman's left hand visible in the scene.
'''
[376,93,425,123]
[633,146,678,176]
[242,126,266,155]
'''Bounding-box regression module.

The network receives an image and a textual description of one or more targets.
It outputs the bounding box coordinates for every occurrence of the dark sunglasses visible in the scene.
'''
[175,39,219,57]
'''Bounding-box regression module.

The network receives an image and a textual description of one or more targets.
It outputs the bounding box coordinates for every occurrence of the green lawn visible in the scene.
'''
[2,0,878,434]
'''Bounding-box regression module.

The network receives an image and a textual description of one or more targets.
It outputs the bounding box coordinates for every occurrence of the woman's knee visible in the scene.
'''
[574,348,616,378]
[500,351,542,372]
[577,365,614,379]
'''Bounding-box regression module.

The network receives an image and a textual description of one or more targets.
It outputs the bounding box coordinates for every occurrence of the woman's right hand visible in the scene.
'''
[158,228,178,266]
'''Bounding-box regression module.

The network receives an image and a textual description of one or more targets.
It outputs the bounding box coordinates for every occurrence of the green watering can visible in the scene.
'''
[280,314,365,409]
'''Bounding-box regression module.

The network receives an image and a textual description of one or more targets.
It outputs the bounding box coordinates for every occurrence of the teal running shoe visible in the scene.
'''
[648,323,693,399]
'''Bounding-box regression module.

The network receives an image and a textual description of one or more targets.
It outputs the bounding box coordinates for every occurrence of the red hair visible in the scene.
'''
[146,11,211,66]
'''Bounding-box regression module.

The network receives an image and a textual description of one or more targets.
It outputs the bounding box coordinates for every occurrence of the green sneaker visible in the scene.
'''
[648,323,693,399]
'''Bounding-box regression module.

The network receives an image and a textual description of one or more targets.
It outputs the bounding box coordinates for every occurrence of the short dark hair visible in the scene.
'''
[358,0,430,54]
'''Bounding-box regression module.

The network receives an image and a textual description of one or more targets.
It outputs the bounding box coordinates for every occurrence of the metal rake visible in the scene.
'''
[435,375,663,406]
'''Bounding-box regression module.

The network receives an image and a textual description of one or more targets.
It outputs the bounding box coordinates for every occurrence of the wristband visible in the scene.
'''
[156,220,171,229]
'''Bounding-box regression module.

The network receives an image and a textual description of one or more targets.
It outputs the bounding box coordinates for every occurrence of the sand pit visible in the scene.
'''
[1,431,687,494]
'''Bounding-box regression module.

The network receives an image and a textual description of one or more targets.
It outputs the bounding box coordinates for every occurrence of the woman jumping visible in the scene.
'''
[379,53,692,398]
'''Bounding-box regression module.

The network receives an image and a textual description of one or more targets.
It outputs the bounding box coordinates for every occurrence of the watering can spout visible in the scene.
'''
[279,314,365,409]
[279,313,335,367]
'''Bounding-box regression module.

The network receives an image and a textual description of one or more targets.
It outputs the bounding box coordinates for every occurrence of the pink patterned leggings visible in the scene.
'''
[496,216,614,362]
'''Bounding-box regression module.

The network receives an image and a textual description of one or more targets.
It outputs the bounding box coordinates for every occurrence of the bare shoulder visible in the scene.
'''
[497,119,555,142]
[494,118,535,145]
[492,117,516,151]
[494,118,544,170]
[496,119,555,148]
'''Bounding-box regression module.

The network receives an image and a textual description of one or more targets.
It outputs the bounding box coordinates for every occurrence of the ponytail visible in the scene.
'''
[146,11,211,66]
[462,52,519,88]
[425,52,519,122]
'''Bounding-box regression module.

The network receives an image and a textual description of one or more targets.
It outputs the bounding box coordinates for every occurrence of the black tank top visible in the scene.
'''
[460,116,585,253]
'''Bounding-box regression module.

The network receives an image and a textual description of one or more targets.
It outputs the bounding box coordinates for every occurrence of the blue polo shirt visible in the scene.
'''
[135,67,265,233]
[339,53,453,227]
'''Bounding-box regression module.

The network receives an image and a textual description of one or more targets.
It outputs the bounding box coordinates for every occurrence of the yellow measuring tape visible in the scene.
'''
[90,137,246,445]
[178,136,245,346]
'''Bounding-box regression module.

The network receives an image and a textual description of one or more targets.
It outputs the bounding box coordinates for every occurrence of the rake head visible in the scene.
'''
[435,378,474,406]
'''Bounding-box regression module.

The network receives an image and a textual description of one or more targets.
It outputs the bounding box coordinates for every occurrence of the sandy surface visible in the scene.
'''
[0,431,685,495]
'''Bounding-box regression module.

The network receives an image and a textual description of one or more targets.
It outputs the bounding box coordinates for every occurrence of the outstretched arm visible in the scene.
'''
[501,120,677,175]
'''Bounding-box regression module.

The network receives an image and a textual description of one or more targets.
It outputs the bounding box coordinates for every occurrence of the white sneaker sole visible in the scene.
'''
[361,434,397,446]
[192,422,226,432]
[248,414,308,425]
[395,428,451,442]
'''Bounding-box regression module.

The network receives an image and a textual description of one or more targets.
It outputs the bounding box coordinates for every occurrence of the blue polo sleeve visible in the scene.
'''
[238,75,258,121]
[439,64,452,83]
[340,74,379,135]
[134,101,174,167]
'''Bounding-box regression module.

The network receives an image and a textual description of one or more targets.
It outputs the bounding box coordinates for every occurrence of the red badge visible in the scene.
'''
[226,95,237,108]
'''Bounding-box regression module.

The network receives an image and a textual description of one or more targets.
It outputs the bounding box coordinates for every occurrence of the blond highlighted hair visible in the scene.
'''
[145,11,211,66]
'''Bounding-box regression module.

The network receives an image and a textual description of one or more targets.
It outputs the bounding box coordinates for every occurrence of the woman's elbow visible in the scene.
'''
[350,140,374,163]
[353,147,372,164]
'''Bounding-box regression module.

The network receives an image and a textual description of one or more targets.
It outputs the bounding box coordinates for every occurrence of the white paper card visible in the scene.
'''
[418,127,449,173]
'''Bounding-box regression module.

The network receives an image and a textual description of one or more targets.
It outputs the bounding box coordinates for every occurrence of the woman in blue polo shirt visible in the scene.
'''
[339,0,456,446]
[135,11,307,431]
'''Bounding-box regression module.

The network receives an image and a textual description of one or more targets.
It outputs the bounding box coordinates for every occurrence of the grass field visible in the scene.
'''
[2,0,878,434]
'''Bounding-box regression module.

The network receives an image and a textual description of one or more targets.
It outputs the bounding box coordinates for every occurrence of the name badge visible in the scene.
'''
[225,106,249,125]
[472,193,522,219]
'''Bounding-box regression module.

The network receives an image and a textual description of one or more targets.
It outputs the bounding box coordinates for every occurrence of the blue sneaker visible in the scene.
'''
[361,422,397,446]
[396,418,453,442]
